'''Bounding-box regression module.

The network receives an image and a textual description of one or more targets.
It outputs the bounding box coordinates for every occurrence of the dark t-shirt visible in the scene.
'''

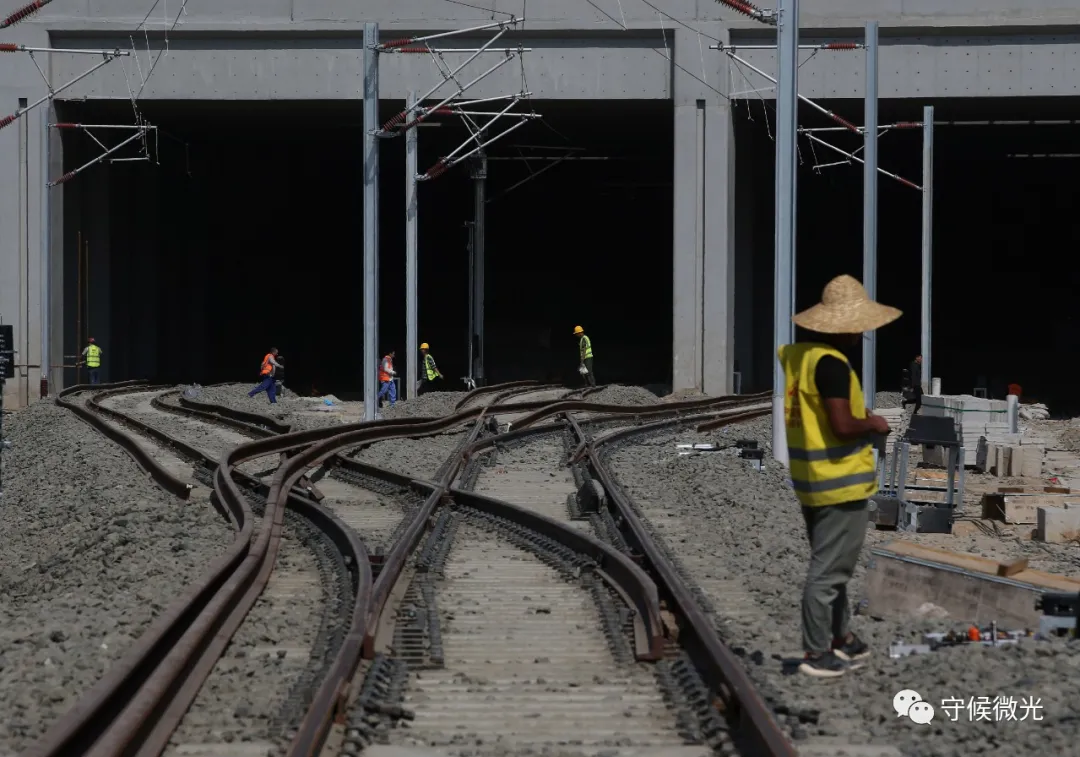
[815,355,851,400]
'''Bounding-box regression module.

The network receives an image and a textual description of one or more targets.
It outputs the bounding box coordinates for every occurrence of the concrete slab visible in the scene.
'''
[1037,504,1080,543]
[864,541,1080,627]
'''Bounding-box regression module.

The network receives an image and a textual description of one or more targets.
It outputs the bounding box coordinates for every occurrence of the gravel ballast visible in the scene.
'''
[586,384,659,406]
[606,417,1080,757]
[0,399,232,754]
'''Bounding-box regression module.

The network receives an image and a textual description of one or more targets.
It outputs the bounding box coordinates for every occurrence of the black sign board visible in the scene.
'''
[0,324,13,380]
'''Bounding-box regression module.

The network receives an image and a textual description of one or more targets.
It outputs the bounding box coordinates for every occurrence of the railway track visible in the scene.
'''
[38,381,800,757]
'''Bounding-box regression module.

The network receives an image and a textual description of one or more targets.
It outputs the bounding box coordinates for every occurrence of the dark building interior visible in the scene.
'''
[737,95,1080,414]
[57,95,1080,411]
[57,99,672,397]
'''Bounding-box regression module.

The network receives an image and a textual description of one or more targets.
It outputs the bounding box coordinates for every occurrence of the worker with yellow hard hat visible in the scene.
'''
[417,342,443,395]
[573,325,595,387]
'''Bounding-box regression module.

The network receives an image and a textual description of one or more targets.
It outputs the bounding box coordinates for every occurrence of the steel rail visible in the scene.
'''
[151,390,325,501]
[283,395,773,754]
[36,386,358,757]
[453,378,543,410]
[572,404,798,757]
[56,381,193,499]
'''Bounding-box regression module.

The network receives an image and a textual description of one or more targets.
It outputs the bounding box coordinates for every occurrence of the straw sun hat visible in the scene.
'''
[792,274,902,334]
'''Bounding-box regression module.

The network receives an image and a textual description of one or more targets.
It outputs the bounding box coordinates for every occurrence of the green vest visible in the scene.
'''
[86,344,102,368]
[579,335,593,360]
[424,353,440,380]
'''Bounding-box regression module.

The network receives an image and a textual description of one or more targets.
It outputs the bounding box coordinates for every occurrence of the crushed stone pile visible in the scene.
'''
[875,391,904,409]
[587,384,658,406]
[190,383,338,431]
[608,415,1080,756]
[0,399,231,753]
[380,391,466,419]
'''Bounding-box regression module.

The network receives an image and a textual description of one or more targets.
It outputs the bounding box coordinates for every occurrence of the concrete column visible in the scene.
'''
[0,23,50,408]
[672,25,734,395]
[47,103,64,394]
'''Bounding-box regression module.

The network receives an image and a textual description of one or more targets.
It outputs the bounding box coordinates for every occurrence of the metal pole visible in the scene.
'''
[862,21,879,409]
[471,153,487,384]
[921,105,934,393]
[466,224,474,382]
[40,105,50,396]
[772,0,799,465]
[363,22,380,420]
[405,92,418,400]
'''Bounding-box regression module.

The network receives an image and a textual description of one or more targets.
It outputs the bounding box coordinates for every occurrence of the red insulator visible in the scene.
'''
[0,43,20,52]
[53,122,78,129]
[381,111,408,131]
[718,0,764,20]
[53,171,75,185]
[426,160,449,180]
[0,114,18,131]
[829,113,860,133]
[395,47,429,54]
[823,42,858,50]
[1,0,47,30]
[433,107,455,115]
[892,121,923,129]
[382,37,414,49]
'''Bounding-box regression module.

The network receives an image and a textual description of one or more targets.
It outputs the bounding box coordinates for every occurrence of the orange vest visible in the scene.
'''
[379,355,393,383]
[260,353,274,376]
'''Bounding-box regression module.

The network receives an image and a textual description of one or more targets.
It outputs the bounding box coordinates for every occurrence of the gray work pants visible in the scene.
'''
[801,500,869,653]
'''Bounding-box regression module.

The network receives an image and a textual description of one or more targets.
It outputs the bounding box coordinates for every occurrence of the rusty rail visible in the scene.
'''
[56,381,193,499]
[569,403,797,756]
[40,385,779,757]
[453,378,542,410]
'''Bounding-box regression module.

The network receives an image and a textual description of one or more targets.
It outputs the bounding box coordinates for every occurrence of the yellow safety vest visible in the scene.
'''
[778,342,877,507]
[579,335,593,360]
[424,354,440,380]
[86,344,102,368]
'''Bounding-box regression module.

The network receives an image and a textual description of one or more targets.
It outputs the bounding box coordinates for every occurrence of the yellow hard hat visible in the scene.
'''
[573,325,584,335]
[420,342,430,350]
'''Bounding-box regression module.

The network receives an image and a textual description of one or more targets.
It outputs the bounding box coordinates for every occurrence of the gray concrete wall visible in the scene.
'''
[3,0,1078,406]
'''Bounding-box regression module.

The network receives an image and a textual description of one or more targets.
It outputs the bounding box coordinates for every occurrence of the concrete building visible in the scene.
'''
[1,1,1077,408]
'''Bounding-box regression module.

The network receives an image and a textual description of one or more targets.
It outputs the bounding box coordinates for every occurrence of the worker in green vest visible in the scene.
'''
[573,325,595,387]
[778,275,899,678]
[82,337,103,385]
[417,343,443,395]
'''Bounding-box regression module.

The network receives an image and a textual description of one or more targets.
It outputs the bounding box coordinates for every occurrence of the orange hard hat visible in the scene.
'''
[573,325,584,335]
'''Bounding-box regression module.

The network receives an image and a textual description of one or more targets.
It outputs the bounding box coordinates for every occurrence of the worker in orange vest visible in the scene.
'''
[378,350,397,407]
[248,347,283,404]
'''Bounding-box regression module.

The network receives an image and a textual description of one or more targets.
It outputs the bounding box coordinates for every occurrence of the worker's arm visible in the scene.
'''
[269,356,283,369]
[816,356,890,440]
[82,346,89,357]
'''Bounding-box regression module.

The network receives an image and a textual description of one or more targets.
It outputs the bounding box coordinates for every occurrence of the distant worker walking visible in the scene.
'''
[81,338,103,384]
[778,275,899,678]
[378,351,398,407]
[248,348,283,404]
[573,325,595,387]
[417,343,443,395]
[902,354,924,415]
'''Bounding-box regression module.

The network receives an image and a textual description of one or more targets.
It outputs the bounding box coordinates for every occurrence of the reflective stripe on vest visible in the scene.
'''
[86,344,102,368]
[579,335,593,360]
[379,356,393,383]
[260,354,274,375]
[778,342,876,507]
[424,354,439,380]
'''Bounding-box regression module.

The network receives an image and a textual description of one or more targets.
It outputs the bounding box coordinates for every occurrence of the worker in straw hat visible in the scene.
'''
[777,274,900,678]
